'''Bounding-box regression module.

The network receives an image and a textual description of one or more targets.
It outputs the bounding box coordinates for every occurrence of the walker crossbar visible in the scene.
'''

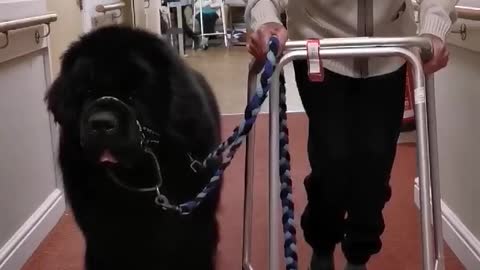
[242,36,444,270]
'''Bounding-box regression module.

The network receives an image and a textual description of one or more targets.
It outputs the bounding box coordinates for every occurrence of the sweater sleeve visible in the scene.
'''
[194,0,212,10]
[244,0,287,31]
[417,0,459,41]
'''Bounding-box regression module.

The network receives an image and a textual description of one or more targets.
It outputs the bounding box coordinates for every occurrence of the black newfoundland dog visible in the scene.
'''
[44,26,222,270]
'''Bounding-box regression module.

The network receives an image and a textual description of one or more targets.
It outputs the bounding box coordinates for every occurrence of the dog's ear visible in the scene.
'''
[44,73,72,126]
[45,47,88,127]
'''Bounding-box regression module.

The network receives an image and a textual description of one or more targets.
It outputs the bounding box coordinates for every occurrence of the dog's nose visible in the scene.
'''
[87,111,118,134]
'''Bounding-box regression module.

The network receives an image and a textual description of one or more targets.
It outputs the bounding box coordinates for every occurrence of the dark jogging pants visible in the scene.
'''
[293,60,407,264]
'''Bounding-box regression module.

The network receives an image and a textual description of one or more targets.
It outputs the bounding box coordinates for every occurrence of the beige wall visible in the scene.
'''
[0,2,65,267]
[411,1,480,261]
[438,0,480,241]
[46,0,83,76]
[435,35,480,239]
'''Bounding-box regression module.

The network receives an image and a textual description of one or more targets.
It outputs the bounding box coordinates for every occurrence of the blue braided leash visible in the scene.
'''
[278,73,298,270]
[156,37,298,270]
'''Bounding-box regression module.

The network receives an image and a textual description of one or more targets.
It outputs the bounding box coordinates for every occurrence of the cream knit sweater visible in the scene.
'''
[245,0,459,78]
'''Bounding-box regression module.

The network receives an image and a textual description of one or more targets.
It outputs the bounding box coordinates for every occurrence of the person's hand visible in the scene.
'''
[247,22,288,65]
[421,34,449,74]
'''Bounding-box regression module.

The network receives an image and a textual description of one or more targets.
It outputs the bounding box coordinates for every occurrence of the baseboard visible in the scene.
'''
[413,178,480,270]
[398,130,417,144]
[0,189,65,270]
[221,111,306,116]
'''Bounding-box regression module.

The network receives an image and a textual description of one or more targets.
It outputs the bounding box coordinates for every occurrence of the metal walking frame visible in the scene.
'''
[242,36,445,270]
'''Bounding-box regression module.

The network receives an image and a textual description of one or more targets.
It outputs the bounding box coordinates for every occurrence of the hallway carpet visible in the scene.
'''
[21,113,465,270]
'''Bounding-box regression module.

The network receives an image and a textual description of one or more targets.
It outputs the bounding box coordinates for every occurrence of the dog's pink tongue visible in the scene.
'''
[100,150,118,164]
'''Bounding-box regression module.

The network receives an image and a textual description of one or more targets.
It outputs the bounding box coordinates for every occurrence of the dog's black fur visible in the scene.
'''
[45,25,222,270]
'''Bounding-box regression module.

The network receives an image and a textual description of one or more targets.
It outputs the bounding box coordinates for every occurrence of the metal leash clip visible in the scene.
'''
[187,153,203,173]
[154,186,179,211]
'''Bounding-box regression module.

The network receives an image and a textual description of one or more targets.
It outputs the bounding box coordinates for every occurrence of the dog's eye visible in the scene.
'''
[127,89,140,101]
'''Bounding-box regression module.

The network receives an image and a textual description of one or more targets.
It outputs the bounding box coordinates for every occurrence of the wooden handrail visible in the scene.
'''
[412,1,480,21]
[0,13,57,33]
[95,2,126,13]
[456,5,480,21]
[0,13,58,49]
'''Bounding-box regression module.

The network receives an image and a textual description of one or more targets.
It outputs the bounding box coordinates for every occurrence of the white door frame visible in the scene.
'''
[0,1,64,269]
[81,0,125,32]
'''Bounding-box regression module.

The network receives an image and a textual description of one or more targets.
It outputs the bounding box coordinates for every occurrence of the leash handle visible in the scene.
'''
[269,35,280,56]
[250,36,280,72]
[155,33,298,270]
[155,36,282,214]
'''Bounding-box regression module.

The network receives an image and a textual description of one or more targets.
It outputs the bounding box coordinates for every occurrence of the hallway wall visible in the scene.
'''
[414,0,480,268]
[46,0,83,76]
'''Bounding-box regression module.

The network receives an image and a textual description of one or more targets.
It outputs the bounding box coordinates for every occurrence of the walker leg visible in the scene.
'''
[415,73,436,270]
[250,39,438,270]
[269,66,282,270]
[242,66,258,270]
[220,1,228,48]
[192,2,196,49]
[199,0,206,49]
[166,4,175,47]
[426,74,445,270]
[176,5,185,56]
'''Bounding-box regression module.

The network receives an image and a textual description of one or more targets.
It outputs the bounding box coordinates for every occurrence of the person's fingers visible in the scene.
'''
[277,29,288,55]
[420,34,451,74]
[423,61,434,74]
[252,31,269,56]
[251,44,265,60]
[423,51,438,74]
[424,56,447,74]
[248,31,266,60]
[248,33,265,65]
[258,29,271,55]
[439,53,448,68]
[262,27,287,57]
[246,43,256,57]
[247,23,288,62]
[249,30,261,47]
[272,25,285,37]
[249,31,260,50]
[442,47,449,66]
[268,30,282,53]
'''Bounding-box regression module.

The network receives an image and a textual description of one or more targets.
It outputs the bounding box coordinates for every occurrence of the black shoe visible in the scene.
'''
[344,263,367,270]
[309,253,334,270]
[191,35,202,50]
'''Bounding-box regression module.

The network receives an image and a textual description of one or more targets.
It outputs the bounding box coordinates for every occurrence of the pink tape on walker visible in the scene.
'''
[307,39,323,82]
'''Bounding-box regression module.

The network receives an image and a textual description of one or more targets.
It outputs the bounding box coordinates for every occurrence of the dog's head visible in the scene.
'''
[45,26,182,169]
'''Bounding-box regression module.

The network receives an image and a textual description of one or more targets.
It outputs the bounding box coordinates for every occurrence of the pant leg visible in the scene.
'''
[195,12,219,34]
[342,65,407,264]
[293,60,356,256]
[205,13,219,34]
[181,6,196,38]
